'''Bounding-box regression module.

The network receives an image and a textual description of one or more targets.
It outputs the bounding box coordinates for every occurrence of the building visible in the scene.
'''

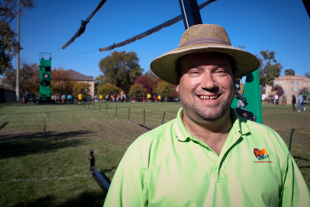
[67,69,95,98]
[265,74,310,104]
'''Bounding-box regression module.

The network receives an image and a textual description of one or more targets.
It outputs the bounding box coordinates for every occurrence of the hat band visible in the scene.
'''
[179,37,231,48]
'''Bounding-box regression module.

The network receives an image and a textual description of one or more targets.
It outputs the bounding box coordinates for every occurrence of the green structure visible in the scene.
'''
[39,52,52,102]
[231,70,263,124]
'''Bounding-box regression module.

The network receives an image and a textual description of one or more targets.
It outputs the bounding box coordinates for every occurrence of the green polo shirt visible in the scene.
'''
[104,108,310,207]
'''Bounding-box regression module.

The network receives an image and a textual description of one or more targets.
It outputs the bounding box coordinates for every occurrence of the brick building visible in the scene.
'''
[67,69,95,98]
[265,74,310,104]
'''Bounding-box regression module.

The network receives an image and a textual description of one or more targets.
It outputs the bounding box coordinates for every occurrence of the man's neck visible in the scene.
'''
[182,111,233,156]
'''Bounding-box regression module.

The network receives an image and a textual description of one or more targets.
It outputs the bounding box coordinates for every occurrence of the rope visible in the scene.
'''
[99,0,217,52]
[62,0,108,50]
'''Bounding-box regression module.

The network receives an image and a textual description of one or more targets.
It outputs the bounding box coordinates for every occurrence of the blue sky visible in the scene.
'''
[9,0,310,79]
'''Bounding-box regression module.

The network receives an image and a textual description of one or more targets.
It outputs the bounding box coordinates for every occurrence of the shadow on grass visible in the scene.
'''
[294,156,310,169]
[12,191,105,207]
[0,130,93,159]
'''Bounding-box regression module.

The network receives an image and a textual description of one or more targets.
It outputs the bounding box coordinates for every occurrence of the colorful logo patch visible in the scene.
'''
[253,148,269,160]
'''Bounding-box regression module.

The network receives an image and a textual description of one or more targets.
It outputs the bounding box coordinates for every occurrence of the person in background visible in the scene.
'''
[292,94,296,111]
[103,24,310,207]
[298,92,306,112]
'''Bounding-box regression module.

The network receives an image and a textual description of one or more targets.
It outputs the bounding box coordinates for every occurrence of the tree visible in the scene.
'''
[98,51,142,94]
[0,0,36,74]
[128,84,147,99]
[154,81,177,102]
[72,82,90,97]
[284,69,295,76]
[304,72,310,78]
[4,61,39,96]
[97,83,121,99]
[51,68,74,96]
[134,75,153,94]
[257,50,283,87]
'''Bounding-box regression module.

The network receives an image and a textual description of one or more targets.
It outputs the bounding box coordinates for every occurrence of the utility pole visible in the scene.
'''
[16,0,20,103]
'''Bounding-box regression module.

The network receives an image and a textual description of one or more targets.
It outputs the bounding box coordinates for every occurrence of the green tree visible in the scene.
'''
[0,0,36,74]
[304,72,310,78]
[97,83,121,98]
[128,84,147,99]
[98,51,142,94]
[155,81,176,102]
[72,82,90,97]
[257,50,283,87]
[4,61,39,96]
[284,69,295,76]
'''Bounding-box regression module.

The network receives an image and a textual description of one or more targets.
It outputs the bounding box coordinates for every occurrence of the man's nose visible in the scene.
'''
[200,72,217,89]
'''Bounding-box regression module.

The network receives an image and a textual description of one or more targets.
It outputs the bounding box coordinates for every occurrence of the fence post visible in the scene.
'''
[162,111,166,125]
[143,108,145,127]
[115,105,118,120]
[106,103,108,117]
[128,107,130,124]
[94,101,95,111]
[99,101,101,115]
[289,128,295,152]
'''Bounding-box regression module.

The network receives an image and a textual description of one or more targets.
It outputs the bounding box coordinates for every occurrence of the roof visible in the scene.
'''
[67,69,94,81]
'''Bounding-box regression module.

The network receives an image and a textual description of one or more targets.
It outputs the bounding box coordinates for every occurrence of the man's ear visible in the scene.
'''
[175,84,180,93]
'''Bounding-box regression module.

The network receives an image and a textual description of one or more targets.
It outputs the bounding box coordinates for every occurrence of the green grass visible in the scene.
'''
[0,102,309,206]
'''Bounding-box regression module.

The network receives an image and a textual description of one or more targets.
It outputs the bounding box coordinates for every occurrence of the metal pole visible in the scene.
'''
[178,0,202,29]
[289,128,295,152]
[16,0,20,103]
[162,111,166,125]
[128,107,130,124]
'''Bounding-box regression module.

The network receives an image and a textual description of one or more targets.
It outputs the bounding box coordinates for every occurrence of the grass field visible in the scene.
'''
[0,102,309,206]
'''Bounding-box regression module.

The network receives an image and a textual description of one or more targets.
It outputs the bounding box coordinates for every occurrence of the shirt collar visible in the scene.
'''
[173,107,251,142]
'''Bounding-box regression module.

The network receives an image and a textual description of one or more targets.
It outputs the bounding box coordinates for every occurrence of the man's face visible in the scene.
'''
[176,53,235,124]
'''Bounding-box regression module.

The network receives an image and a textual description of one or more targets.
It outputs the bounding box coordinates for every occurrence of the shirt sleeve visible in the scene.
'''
[279,152,310,206]
[103,144,148,207]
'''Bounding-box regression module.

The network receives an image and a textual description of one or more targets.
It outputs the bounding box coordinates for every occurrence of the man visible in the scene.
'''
[103,24,309,206]
[298,92,306,112]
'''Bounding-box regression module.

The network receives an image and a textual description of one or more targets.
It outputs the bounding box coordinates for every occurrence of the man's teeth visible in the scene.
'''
[199,95,218,100]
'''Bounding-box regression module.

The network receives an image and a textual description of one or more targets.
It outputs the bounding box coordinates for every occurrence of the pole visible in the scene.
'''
[289,128,295,152]
[16,0,20,103]
[178,0,202,29]
[128,107,130,124]
[162,111,166,125]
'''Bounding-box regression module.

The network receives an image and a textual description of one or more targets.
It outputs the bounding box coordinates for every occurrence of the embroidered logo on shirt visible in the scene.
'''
[253,148,273,163]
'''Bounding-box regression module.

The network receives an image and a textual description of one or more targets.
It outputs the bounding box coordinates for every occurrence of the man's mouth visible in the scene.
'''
[198,95,219,100]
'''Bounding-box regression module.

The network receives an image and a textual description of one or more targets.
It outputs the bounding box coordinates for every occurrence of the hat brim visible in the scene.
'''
[150,44,260,84]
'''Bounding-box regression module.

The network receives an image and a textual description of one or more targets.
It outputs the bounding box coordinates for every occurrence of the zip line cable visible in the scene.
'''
[60,0,216,54]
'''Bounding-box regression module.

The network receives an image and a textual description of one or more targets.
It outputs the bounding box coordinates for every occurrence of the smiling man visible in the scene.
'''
[103,24,310,207]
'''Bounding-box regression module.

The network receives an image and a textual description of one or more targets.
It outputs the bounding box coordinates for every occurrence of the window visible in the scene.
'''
[297,81,301,85]
[291,88,295,91]
[284,81,286,84]
[297,88,301,92]
[291,81,295,84]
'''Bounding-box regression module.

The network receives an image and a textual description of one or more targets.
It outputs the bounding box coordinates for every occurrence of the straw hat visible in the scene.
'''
[150,24,260,84]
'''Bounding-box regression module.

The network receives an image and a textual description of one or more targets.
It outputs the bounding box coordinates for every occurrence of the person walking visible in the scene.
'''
[298,92,306,112]
[292,95,296,111]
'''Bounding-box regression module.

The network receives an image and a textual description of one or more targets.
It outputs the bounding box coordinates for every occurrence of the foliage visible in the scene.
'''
[3,61,39,96]
[98,51,142,94]
[0,0,36,74]
[97,83,121,98]
[134,76,153,94]
[128,84,147,98]
[72,82,90,97]
[284,69,295,76]
[305,72,310,78]
[257,50,283,87]
[51,68,75,96]
[155,81,177,99]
